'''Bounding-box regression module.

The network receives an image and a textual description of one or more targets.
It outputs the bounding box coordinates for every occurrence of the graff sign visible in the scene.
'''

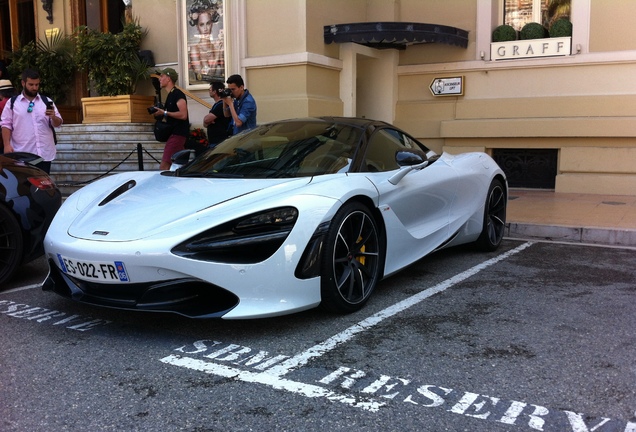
[490,37,571,61]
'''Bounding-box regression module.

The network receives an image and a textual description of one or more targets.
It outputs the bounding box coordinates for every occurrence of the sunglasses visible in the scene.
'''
[27,101,34,113]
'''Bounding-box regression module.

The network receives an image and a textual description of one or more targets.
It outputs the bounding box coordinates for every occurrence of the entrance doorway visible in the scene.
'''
[0,0,35,59]
[340,43,398,123]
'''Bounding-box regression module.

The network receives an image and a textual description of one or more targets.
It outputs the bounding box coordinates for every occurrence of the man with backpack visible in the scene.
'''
[1,68,62,173]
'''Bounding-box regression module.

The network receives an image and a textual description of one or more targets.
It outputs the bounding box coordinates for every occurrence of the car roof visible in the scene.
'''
[275,116,391,129]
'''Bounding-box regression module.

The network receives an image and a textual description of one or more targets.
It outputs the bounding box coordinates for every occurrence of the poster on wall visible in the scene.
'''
[184,0,225,89]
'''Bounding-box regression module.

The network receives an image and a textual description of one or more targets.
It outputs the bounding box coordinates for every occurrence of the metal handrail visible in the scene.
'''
[150,73,212,109]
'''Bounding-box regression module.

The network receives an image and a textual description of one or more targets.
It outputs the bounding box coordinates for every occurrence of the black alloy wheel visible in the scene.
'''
[320,202,382,313]
[0,204,23,286]
[475,178,507,251]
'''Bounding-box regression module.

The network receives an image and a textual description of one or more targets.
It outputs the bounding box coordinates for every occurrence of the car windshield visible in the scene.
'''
[177,121,362,179]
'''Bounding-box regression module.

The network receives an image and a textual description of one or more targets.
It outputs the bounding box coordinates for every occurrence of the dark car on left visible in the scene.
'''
[0,152,62,286]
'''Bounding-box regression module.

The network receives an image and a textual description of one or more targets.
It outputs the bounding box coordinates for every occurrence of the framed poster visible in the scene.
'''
[184,0,226,89]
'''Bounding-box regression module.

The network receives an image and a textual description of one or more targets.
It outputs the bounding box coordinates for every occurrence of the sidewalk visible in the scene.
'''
[505,189,636,247]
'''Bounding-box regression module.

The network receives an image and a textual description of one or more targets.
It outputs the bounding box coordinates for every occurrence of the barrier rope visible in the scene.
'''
[56,144,162,187]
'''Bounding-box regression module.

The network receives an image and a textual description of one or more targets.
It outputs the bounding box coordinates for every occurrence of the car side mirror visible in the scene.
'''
[170,149,195,170]
[395,150,426,166]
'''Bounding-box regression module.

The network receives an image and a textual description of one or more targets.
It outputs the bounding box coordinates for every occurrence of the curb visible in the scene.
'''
[505,223,636,247]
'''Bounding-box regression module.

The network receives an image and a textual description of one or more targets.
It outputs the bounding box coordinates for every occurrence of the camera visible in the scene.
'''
[220,88,233,98]
[147,102,164,115]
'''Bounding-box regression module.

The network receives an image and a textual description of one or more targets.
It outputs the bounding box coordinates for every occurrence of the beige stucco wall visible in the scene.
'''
[246,1,306,56]
[136,0,180,67]
[246,64,341,123]
[590,0,636,52]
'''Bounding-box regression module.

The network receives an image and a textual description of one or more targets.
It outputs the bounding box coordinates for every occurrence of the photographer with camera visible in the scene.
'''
[222,74,257,136]
[1,68,62,173]
[151,68,189,170]
[203,81,230,148]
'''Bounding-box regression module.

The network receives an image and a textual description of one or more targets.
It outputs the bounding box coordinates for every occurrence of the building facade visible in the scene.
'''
[5,0,636,195]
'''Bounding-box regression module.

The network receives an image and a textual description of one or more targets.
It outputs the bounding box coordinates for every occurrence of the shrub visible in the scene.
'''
[520,22,548,40]
[549,19,572,37]
[74,20,150,96]
[8,32,76,104]
[492,25,517,42]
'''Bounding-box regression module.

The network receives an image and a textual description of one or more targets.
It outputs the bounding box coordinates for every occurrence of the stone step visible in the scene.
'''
[57,133,158,142]
[49,122,171,197]
[55,146,163,159]
[52,160,162,173]
[52,169,156,182]
[58,123,155,132]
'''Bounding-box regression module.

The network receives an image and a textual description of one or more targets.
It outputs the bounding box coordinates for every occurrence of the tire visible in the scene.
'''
[0,204,24,287]
[475,178,507,251]
[320,202,383,313]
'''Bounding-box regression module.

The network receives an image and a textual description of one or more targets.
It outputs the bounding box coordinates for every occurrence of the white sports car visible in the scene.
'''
[43,117,507,319]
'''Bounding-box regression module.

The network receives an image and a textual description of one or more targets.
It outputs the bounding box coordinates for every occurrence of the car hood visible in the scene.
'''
[66,173,312,241]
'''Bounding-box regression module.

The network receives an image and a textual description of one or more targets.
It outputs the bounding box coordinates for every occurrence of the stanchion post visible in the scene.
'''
[137,143,144,171]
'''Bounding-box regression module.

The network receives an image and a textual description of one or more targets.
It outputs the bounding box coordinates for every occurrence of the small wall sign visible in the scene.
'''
[429,76,464,96]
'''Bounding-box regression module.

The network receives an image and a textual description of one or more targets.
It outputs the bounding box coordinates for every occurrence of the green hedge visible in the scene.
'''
[520,22,549,40]
[549,19,573,37]
[492,24,517,42]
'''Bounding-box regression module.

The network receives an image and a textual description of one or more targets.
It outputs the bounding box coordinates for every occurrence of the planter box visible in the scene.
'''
[490,37,571,61]
[81,95,155,124]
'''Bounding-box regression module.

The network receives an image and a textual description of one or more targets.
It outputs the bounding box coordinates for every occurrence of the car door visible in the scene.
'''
[362,128,460,267]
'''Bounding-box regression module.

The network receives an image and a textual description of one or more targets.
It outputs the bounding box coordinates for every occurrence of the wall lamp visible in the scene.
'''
[41,0,53,24]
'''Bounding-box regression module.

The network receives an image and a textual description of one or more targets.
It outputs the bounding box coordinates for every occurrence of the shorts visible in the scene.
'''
[162,134,187,165]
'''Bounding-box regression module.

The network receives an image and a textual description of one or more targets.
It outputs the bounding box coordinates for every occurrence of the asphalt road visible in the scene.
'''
[1,240,635,432]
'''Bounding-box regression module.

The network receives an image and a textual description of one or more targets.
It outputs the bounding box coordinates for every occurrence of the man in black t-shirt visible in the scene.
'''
[154,68,189,170]
[203,81,230,148]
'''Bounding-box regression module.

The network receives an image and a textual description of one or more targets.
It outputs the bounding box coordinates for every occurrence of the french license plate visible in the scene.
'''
[56,254,129,282]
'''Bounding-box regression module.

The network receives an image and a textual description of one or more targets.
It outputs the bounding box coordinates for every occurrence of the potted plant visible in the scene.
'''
[74,19,154,123]
[520,22,549,40]
[492,24,517,42]
[549,18,572,38]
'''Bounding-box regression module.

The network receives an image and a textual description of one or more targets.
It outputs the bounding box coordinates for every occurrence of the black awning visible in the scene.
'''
[324,22,469,50]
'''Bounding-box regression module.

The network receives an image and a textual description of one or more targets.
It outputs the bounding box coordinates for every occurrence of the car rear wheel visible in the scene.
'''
[475,178,506,251]
[0,204,23,286]
[320,202,382,313]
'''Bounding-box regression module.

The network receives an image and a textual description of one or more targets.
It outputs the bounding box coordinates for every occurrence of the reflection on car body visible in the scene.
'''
[0,152,62,285]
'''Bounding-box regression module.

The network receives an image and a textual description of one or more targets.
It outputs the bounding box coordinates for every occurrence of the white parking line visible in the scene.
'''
[264,241,535,377]
[160,355,384,411]
[1,283,42,294]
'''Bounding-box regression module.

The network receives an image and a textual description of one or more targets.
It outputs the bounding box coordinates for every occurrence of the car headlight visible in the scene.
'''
[172,207,298,264]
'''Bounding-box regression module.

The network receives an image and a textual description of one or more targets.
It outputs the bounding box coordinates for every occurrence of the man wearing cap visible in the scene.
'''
[0,79,15,153]
[1,69,62,172]
[153,67,189,170]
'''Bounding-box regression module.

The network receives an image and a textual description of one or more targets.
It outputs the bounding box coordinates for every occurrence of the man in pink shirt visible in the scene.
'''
[1,68,63,173]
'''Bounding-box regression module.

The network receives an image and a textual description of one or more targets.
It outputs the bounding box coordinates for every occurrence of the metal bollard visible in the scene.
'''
[137,143,144,171]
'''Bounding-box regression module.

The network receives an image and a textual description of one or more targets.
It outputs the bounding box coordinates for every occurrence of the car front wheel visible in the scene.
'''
[0,204,23,286]
[320,202,382,313]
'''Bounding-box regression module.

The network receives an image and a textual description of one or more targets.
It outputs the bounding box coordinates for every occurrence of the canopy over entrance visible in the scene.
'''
[324,22,469,50]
